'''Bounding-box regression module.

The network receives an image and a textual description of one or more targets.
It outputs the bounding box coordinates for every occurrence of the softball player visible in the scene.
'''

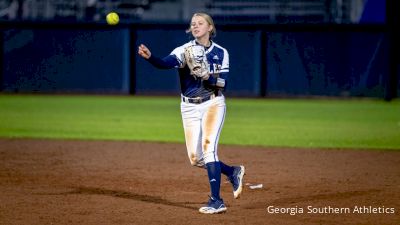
[138,12,245,214]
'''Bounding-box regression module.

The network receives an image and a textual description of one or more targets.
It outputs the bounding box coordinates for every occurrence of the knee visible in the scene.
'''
[189,155,205,168]
[190,161,205,168]
[190,160,205,168]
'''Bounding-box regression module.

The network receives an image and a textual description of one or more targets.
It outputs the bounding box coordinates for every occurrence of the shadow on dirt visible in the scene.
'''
[58,186,198,210]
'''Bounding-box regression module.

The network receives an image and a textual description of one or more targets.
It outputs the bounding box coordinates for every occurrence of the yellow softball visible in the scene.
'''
[106,12,119,25]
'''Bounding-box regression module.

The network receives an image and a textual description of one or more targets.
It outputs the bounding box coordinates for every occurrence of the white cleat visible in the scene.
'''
[228,165,245,199]
[199,197,227,214]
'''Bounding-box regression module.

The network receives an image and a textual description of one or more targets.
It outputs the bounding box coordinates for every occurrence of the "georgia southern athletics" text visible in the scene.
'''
[267,205,396,216]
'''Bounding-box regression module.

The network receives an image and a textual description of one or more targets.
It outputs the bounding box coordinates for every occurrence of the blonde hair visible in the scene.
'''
[186,13,216,39]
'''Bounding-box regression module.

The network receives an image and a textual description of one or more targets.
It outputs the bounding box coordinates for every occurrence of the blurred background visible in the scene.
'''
[0,0,397,99]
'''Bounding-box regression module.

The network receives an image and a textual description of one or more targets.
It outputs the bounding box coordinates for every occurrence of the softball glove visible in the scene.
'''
[184,45,210,80]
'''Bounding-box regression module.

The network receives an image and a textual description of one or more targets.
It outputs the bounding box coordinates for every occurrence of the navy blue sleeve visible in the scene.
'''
[146,54,180,69]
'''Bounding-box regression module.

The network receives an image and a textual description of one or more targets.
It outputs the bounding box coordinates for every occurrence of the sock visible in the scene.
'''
[206,161,221,200]
[220,161,234,177]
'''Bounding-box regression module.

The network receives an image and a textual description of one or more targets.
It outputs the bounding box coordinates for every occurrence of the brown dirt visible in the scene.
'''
[0,138,399,225]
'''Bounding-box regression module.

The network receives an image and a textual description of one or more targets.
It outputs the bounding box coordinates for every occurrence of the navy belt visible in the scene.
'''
[182,93,217,104]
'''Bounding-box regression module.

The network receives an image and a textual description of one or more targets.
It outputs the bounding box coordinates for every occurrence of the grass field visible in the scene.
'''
[0,94,399,150]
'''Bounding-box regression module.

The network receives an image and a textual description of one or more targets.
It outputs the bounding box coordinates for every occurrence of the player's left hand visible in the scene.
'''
[184,45,210,80]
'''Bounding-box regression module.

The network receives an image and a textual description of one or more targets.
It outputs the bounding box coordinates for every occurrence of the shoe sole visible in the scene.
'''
[233,165,245,199]
[199,207,227,214]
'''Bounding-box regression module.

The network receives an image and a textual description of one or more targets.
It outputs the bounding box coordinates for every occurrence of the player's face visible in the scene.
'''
[190,16,212,39]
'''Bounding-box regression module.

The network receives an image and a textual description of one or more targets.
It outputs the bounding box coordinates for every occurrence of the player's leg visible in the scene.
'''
[200,97,236,174]
[201,96,225,203]
[201,96,245,199]
[196,96,227,214]
[201,96,226,164]
[181,102,204,167]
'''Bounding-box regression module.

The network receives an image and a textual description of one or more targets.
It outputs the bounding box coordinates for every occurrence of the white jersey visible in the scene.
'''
[171,40,229,98]
[147,40,229,98]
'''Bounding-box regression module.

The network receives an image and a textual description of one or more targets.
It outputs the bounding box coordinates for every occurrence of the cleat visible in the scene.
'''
[228,165,245,199]
[199,197,227,214]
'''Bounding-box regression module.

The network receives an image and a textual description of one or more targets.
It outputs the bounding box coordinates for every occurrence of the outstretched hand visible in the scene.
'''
[138,44,151,59]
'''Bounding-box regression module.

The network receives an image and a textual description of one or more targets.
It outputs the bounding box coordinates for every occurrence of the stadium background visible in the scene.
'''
[0,0,397,100]
[1,1,400,225]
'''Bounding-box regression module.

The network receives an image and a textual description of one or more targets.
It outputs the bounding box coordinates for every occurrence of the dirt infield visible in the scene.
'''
[0,139,399,225]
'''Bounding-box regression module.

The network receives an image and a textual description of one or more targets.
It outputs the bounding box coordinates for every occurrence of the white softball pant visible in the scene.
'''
[180,95,226,167]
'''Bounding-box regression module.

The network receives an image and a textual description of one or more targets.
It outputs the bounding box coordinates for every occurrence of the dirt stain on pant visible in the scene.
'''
[203,104,217,153]
[190,153,197,166]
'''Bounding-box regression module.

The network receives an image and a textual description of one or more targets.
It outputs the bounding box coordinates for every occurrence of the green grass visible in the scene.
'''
[0,94,399,150]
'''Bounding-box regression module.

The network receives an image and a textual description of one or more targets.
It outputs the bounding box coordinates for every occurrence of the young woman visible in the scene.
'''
[138,12,245,214]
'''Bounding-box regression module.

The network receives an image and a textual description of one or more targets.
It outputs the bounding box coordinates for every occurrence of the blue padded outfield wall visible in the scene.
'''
[0,25,397,98]
[2,28,130,93]
[266,32,388,97]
